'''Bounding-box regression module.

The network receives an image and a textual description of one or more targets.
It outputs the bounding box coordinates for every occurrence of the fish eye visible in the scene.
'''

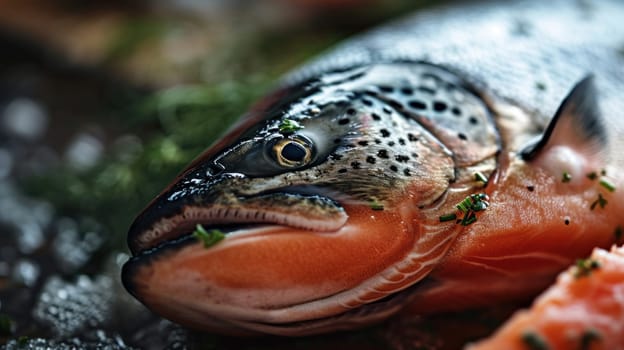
[272,137,313,168]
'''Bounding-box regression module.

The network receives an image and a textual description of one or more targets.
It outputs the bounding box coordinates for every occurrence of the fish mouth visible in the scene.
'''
[122,185,431,336]
[127,190,349,256]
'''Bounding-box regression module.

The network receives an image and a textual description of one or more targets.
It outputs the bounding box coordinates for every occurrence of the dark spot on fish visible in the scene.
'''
[372,113,381,121]
[382,106,392,114]
[444,82,456,91]
[403,169,411,176]
[535,81,547,91]
[378,85,394,93]
[338,168,348,173]
[377,150,389,159]
[458,133,468,141]
[334,138,342,144]
[365,89,379,97]
[433,101,447,112]
[347,108,356,115]
[408,100,427,110]
[390,165,398,172]
[417,86,436,94]
[422,72,440,81]
[380,129,391,137]
[362,98,373,106]
[527,185,535,192]
[408,133,419,142]
[398,138,406,145]
[395,155,409,163]
[374,139,382,144]
[347,72,365,81]
[387,141,395,146]
[451,107,462,116]
[351,161,361,169]
[564,217,570,225]
[469,116,479,125]
[411,153,419,158]
[338,118,350,125]
[358,140,369,146]
[389,100,404,110]
[400,87,413,95]
[366,156,376,164]
[330,153,343,160]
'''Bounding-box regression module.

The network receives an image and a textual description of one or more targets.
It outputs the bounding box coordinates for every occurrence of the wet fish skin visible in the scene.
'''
[122,0,624,337]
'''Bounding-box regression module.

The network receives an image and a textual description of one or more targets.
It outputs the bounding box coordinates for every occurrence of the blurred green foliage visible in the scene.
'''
[24,77,272,247]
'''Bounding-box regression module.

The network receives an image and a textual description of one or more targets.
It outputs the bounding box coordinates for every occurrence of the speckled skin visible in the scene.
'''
[123,0,624,337]
[289,0,624,135]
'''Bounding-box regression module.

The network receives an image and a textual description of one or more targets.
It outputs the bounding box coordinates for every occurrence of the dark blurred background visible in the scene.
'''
[0,1,511,349]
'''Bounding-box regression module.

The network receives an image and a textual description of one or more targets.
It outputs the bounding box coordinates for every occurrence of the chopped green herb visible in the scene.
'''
[599,178,616,192]
[278,119,303,134]
[615,226,623,242]
[193,224,225,248]
[370,200,384,211]
[453,193,490,226]
[586,172,598,180]
[535,82,547,91]
[562,171,572,183]
[457,193,489,213]
[580,329,601,350]
[590,193,608,210]
[439,213,457,222]
[474,171,488,184]
[574,258,601,278]
[521,331,550,350]
[460,212,478,226]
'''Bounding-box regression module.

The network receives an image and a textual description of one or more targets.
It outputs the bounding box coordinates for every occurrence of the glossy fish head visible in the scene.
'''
[122,62,500,335]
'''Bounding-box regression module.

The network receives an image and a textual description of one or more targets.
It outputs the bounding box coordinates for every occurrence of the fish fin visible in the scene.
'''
[521,75,606,161]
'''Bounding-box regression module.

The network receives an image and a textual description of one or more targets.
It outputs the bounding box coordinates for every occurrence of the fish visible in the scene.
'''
[468,245,624,350]
[121,0,624,338]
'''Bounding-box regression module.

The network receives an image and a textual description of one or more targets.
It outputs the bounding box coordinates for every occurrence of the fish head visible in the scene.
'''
[122,63,501,335]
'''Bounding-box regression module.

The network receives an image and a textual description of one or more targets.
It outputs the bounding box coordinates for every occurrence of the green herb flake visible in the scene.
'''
[590,193,608,210]
[574,258,601,278]
[562,171,572,183]
[521,331,550,350]
[460,212,478,226]
[370,200,384,211]
[193,224,225,248]
[586,172,598,180]
[278,119,303,134]
[439,213,457,222]
[580,329,601,350]
[474,171,488,185]
[535,82,547,91]
[599,178,616,192]
[615,226,623,242]
[453,193,490,226]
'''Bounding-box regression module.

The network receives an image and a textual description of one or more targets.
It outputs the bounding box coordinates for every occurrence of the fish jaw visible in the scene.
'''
[122,201,439,335]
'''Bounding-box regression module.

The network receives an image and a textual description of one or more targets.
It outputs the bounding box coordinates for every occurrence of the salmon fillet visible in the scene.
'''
[468,244,624,350]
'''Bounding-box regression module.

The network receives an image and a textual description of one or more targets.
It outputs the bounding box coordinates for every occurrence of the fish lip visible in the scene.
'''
[126,190,348,256]
[121,236,417,336]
